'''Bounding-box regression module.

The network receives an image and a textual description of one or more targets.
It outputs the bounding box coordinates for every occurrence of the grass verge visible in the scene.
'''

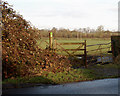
[3,63,120,87]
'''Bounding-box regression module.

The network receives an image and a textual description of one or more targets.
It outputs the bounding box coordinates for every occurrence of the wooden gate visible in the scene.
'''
[54,40,87,67]
[45,32,88,67]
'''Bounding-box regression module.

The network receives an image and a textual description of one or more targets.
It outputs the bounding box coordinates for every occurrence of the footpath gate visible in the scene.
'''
[46,32,87,68]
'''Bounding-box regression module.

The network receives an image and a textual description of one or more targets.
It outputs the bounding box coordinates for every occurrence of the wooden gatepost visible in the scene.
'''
[49,32,53,50]
[111,36,120,61]
[84,40,87,68]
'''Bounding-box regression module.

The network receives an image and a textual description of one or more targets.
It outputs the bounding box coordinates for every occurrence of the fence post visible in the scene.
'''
[84,40,87,68]
[49,32,53,50]
[54,39,57,52]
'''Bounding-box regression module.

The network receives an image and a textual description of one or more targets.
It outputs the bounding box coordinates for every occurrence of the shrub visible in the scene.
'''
[2,2,71,79]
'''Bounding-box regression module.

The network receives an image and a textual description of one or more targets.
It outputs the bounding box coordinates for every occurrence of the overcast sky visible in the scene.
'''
[6,0,119,31]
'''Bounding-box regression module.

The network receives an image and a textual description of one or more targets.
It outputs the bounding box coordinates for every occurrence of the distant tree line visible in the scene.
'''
[35,25,118,39]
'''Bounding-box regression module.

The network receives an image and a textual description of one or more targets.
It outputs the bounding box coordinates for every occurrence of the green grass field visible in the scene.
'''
[37,38,111,56]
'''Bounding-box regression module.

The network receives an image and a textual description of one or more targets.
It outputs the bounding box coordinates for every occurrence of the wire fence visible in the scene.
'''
[86,42,112,65]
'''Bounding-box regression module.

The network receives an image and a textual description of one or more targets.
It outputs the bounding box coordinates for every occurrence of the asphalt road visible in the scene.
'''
[3,78,119,94]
